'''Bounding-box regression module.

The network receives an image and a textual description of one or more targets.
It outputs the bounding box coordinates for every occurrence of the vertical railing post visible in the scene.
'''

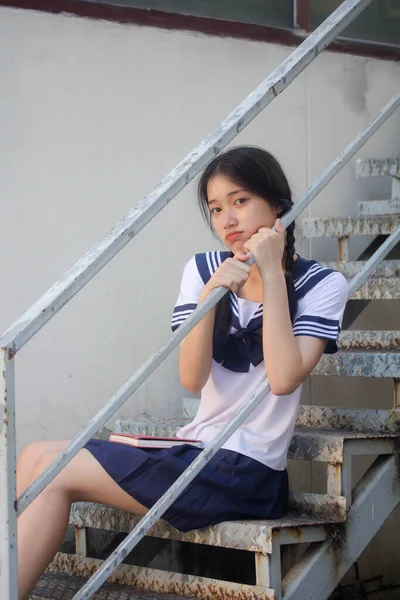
[0,347,18,600]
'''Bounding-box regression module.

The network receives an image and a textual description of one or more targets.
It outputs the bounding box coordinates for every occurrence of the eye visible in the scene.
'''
[210,207,221,214]
[235,197,248,205]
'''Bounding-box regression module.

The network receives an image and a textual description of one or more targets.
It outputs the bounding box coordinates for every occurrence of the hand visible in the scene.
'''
[205,256,252,294]
[243,219,286,274]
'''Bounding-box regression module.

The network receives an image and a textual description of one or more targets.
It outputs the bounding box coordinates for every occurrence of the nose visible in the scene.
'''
[222,207,238,229]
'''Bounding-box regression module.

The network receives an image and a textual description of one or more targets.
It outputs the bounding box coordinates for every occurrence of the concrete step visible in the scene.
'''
[301,215,400,238]
[31,572,195,600]
[358,199,400,216]
[321,260,400,278]
[115,415,397,464]
[356,157,400,178]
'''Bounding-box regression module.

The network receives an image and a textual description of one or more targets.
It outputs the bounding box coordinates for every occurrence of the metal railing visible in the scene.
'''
[71,127,400,600]
[1,0,399,597]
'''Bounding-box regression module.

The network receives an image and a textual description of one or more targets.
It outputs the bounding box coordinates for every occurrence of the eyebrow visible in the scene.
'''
[207,189,246,205]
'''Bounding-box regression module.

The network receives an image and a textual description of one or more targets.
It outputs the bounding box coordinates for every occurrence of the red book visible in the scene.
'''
[109,433,204,449]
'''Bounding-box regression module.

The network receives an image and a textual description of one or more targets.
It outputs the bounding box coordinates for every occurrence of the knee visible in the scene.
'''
[18,441,47,471]
[17,441,58,484]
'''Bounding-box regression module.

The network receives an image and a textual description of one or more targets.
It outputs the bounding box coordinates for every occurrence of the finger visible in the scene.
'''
[257,226,270,233]
[234,252,251,262]
[275,218,287,240]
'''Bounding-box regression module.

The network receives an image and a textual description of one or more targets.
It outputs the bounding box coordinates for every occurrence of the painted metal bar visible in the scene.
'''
[71,231,400,598]
[255,553,271,587]
[0,348,18,600]
[0,0,373,355]
[17,99,400,512]
[338,237,349,262]
[279,90,400,229]
[283,455,400,600]
[16,282,229,515]
[395,379,400,408]
[267,540,283,600]
[5,2,398,594]
[348,226,400,297]
[70,215,400,599]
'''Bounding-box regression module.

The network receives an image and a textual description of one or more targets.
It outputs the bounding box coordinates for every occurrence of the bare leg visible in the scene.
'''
[17,440,148,600]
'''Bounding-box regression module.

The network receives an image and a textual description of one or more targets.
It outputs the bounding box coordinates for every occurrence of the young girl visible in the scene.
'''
[16,146,348,599]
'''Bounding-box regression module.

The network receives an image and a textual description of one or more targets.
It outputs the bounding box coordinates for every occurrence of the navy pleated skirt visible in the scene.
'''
[84,439,288,532]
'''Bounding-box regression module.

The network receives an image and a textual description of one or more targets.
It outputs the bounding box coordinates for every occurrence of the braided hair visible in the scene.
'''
[198,146,297,338]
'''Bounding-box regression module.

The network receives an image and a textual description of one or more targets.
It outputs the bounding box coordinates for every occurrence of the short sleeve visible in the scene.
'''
[293,271,348,354]
[171,256,205,332]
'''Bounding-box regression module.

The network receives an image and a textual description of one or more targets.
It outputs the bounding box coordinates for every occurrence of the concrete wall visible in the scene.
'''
[0,5,400,584]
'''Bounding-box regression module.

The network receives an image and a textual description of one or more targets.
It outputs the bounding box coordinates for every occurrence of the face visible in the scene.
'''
[206,174,280,253]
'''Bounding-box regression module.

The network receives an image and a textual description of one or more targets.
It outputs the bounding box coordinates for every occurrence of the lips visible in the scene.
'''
[226,231,243,242]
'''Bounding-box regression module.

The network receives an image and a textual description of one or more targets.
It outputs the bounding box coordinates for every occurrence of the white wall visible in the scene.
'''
[1,4,400,441]
[1,6,400,582]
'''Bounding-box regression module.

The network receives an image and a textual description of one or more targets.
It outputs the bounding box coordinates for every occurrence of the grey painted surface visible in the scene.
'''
[1,4,400,592]
[302,215,400,237]
[0,7,399,451]
[356,157,400,178]
[358,199,400,216]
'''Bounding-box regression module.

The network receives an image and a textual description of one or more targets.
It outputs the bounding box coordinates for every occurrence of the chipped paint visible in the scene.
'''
[313,350,400,378]
[322,260,400,278]
[32,572,196,600]
[302,215,400,238]
[358,199,400,217]
[0,0,379,357]
[49,554,275,600]
[338,330,400,351]
[3,3,400,598]
[0,348,18,600]
[288,493,346,521]
[69,502,342,557]
[338,237,349,262]
[351,276,400,299]
[296,406,400,434]
[289,428,344,464]
[394,380,400,408]
[356,157,400,178]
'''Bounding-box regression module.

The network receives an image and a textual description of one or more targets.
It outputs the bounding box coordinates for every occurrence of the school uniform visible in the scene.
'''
[85,253,348,532]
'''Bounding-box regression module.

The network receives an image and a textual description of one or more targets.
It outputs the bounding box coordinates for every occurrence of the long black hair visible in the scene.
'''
[198,146,297,337]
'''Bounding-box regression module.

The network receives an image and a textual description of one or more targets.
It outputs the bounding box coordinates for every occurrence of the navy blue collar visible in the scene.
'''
[194,252,334,373]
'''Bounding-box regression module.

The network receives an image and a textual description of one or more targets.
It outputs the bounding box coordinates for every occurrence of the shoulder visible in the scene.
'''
[293,256,348,302]
[193,251,232,284]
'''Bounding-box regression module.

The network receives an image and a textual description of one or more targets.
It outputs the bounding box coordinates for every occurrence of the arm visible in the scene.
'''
[260,267,328,395]
[245,221,348,396]
[178,258,252,394]
[178,284,216,394]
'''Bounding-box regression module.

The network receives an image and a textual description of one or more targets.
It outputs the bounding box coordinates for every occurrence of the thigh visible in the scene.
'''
[34,442,149,516]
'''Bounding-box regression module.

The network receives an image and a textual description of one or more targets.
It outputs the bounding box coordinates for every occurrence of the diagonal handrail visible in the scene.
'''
[0,0,373,355]
[16,89,400,517]
[2,1,396,598]
[73,224,400,600]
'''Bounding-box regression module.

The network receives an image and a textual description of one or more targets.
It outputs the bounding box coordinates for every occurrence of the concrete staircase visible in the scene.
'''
[32,157,400,600]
